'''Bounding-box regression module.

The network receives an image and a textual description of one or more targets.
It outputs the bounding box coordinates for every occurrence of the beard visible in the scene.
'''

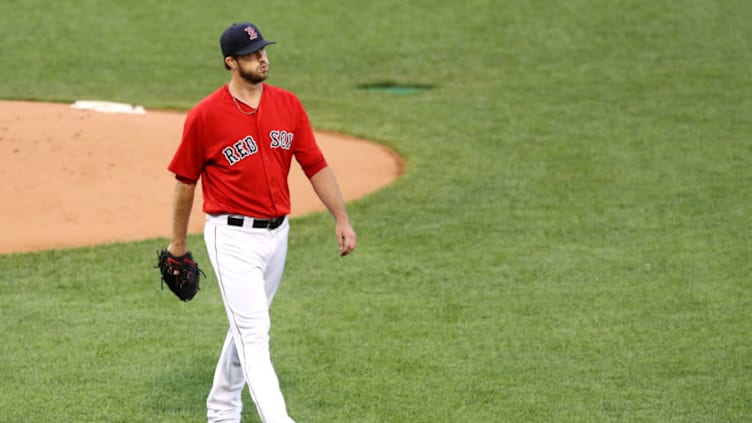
[239,67,268,84]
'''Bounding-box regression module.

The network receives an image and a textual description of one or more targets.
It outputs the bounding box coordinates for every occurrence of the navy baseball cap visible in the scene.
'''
[220,22,276,58]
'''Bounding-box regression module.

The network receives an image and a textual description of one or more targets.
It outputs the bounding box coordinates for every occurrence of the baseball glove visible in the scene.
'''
[156,249,204,301]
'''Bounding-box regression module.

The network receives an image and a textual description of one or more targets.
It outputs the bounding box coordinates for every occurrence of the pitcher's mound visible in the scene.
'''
[0,100,403,254]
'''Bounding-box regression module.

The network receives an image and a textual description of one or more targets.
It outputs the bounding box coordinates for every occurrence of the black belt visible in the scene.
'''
[227,215,286,229]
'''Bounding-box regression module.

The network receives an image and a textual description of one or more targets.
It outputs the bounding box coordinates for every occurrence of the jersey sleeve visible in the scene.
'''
[292,98,328,178]
[167,107,205,182]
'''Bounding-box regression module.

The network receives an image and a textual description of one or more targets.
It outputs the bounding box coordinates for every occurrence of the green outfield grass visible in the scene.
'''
[1,0,751,421]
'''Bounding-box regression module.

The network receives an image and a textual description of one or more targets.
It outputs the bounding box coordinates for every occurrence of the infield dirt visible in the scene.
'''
[0,100,402,254]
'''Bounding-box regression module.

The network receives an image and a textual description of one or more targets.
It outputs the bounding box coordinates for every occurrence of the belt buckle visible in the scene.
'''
[250,217,271,229]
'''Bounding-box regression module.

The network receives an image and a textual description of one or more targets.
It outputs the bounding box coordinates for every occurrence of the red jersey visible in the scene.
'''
[168,84,328,218]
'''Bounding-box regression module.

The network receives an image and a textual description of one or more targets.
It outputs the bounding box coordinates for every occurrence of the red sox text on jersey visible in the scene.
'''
[223,130,293,166]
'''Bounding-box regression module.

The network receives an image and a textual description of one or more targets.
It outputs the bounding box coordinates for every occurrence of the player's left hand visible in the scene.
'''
[156,248,204,301]
[336,222,357,256]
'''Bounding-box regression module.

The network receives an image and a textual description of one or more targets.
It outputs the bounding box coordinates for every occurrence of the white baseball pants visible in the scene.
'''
[204,214,295,423]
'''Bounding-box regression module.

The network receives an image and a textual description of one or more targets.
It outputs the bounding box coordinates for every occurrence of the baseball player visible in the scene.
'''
[165,21,357,423]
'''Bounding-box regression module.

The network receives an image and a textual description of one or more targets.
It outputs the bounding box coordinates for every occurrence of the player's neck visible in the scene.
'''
[228,80,263,109]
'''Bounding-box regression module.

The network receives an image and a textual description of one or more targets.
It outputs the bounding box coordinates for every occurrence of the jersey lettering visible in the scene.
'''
[223,136,258,166]
[222,147,240,165]
[269,130,293,150]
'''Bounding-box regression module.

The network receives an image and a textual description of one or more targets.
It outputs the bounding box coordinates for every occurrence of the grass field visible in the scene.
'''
[1,0,751,422]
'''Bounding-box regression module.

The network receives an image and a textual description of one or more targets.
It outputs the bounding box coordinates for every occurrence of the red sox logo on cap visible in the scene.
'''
[244,26,258,40]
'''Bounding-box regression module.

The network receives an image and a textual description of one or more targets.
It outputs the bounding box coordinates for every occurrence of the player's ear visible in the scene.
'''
[224,56,235,70]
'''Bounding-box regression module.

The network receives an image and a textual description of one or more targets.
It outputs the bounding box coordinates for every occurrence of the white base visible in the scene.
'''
[71,100,146,114]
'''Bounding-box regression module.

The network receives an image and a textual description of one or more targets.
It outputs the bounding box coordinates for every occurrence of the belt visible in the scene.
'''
[227,215,286,230]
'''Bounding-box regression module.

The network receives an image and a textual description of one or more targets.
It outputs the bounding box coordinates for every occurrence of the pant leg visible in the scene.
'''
[206,329,246,423]
[205,217,295,423]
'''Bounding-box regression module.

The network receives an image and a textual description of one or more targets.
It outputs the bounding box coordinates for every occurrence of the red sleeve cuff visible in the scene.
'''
[302,157,328,179]
[175,174,198,185]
